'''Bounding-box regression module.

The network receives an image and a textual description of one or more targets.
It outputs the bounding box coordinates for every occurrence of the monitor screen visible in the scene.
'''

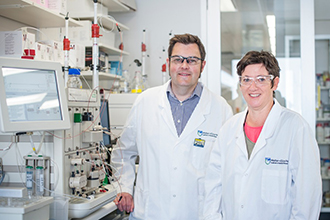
[100,99,111,146]
[0,57,70,133]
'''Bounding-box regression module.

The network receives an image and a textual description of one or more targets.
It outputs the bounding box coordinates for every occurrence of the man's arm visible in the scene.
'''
[111,102,139,212]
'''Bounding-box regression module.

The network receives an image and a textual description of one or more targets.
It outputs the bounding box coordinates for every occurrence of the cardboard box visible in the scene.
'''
[69,20,115,48]
[0,31,35,57]
[67,0,108,17]
[69,43,85,69]
[36,0,49,8]
[38,27,64,42]
[40,40,63,61]
[35,42,47,60]
[48,0,67,15]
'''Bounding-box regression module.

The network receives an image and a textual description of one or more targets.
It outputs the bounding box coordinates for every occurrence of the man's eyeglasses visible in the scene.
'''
[170,55,202,65]
[239,75,274,87]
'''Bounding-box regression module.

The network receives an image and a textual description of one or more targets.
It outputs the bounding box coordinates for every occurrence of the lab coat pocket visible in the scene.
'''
[132,187,149,219]
[191,137,215,170]
[261,169,288,204]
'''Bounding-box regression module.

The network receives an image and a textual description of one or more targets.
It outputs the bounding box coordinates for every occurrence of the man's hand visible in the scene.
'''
[114,192,134,213]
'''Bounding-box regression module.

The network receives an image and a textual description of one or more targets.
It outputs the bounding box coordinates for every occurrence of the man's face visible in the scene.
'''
[167,43,206,93]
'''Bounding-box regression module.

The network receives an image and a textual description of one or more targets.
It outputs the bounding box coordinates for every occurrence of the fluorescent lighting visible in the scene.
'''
[266,15,275,28]
[220,0,237,12]
[266,15,276,55]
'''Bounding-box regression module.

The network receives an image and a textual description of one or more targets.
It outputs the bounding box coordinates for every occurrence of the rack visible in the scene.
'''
[0,0,81,28]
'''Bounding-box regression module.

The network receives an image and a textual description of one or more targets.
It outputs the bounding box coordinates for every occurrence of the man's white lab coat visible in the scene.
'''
[203,99,322,220]
[111,81,232,220]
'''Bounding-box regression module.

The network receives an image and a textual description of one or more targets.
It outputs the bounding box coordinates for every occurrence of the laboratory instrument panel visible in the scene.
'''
[53,87,117,218]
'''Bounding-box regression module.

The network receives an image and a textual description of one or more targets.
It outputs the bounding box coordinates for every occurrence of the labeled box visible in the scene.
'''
[0,31,36,58]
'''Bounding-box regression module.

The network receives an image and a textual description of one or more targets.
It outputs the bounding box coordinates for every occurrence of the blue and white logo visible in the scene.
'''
[197,130,218,138]
[265,157,288,165]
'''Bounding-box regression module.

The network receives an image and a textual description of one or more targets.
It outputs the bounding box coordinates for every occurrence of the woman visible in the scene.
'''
[202,51,322,220]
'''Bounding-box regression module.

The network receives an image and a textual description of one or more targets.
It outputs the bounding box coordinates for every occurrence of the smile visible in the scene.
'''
[179,73,190,76]
[249,94,260,97]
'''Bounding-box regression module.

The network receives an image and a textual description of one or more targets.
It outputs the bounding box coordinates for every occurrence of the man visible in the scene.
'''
[111,33,233,220]
[202,50,322,220]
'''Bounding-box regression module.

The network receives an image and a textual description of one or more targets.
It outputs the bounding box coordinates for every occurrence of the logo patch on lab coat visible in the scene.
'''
[265,157,289,165]
[197,130,218,138]
[194,138,205,148]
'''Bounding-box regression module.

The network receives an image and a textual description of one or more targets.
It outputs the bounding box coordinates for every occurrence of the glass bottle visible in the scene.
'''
[67,68,82,89]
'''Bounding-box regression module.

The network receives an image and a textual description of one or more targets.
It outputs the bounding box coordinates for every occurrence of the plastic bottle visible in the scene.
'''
[67,68,82,89]
[317,123,324,143]
[318,102,323,119]
[325,123,330,143]
[26,165,34,197]
[36,163,44,197]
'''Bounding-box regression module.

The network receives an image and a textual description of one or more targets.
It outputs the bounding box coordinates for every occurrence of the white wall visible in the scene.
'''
[111,0,202,88]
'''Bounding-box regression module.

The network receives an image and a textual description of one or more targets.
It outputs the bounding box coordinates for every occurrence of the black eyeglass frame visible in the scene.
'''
[169,55,202,64]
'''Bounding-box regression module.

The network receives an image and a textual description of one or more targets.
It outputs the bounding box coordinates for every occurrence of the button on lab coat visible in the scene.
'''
[111,81,232,220]
[203,99,322,220]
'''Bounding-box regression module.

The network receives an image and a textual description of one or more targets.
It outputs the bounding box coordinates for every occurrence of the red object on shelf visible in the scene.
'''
[21,55,34,59]
[24,49,35,56]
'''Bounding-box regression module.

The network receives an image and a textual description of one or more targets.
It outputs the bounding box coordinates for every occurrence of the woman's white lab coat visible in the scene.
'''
[203,99,322,220]
[111,81,232,220]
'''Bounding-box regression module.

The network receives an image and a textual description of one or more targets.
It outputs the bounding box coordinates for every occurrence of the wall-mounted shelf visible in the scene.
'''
[0,0,81,28]
[86,43,129,56]
[81,71,122,80]
[320,86,330,90]
[317,118,330,122]
[322,207,330,213]
[102,0,130,12]
[70,15,129,31]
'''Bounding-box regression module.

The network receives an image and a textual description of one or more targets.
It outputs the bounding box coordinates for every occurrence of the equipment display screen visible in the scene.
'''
[3,67,63,122]
[0,57,70,133]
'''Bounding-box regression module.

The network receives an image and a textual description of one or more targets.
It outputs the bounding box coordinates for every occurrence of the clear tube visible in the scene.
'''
[36,166,44,197]
[26,166,34,198]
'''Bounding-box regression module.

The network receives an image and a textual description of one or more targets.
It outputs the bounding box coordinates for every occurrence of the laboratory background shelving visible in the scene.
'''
[0,0,81,27]
[316,71,330,212]
[0,1,133,219]
[81,71,121,80]
[0,0,130,79]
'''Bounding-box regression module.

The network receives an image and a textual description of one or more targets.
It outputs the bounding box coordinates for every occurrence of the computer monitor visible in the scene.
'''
[100,99,111,146]
[0,57,70,133]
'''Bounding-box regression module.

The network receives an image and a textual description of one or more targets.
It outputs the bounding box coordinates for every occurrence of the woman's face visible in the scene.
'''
[240,63,279,112]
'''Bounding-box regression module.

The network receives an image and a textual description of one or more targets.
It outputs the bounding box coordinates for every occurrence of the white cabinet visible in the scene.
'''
[108,93,138,137]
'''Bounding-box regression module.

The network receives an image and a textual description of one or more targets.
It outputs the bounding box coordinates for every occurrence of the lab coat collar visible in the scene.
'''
[158,80,211,139]
[236,99,282,159]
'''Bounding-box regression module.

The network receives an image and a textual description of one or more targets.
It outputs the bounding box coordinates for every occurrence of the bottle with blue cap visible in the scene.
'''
[67,68,82,89]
